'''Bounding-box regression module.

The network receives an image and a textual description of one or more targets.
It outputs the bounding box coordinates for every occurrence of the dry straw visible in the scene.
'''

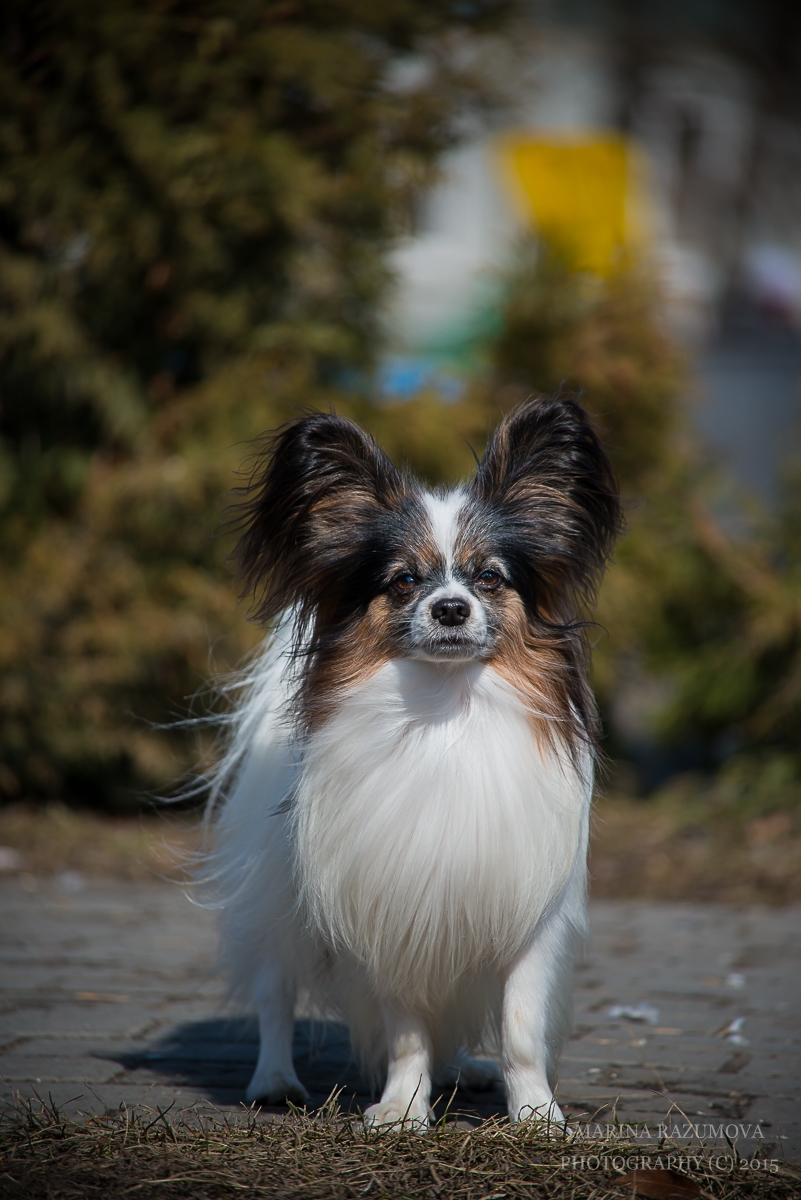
[1,1094,798,1199]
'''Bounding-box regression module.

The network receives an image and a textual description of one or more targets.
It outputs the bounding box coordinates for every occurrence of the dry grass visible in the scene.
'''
[2,797,800,903]
[590,794,801,905]
[1,1096,798,1200]
[0,802,200,883]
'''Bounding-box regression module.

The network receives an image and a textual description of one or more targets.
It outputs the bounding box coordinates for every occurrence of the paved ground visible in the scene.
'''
[0,876,798,1159]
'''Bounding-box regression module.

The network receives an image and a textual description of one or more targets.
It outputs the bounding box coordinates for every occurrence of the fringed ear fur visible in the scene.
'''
[470,396,622,622]
[231,413,409,630]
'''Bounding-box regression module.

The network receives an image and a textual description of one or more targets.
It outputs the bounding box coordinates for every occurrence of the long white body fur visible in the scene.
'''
[204,618,592,1125]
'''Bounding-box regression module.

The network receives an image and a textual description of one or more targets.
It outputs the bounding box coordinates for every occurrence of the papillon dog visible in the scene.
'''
[202,396,620,1127]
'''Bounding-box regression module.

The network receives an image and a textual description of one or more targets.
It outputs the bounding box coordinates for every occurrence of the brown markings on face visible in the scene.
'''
[451,507,594,757]
[451,505,509,590]
[290,489,461,735]
[415,549,447,583]
[413,507,451,579]
[484,589,594,760]
[298,594,401,734]
[297,490,593,757]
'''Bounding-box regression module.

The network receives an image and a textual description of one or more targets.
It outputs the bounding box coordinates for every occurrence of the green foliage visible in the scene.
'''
[486,243,680,491]
[641,489,801,777]
[482,245,801,805]
[0,0,504,807]
[476,245,685,732]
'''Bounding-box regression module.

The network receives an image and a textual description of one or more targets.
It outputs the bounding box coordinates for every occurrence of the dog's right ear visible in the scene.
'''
[470,395,622,620]
[231,413,407,625]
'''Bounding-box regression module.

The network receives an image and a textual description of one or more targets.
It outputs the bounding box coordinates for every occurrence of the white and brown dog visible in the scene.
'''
[201,396,620,1127]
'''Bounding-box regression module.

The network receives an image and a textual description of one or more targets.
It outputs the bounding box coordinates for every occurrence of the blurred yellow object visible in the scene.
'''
[497,134,650,275]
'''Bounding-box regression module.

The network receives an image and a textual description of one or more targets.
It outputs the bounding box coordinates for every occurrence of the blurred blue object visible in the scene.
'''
[376,355,464,402]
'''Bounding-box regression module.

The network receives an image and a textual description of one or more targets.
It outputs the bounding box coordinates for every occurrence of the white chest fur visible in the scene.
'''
[293,659,591,1012]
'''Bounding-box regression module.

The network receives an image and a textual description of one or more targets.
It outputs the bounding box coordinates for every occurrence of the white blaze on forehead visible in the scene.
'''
[423,490,465,573]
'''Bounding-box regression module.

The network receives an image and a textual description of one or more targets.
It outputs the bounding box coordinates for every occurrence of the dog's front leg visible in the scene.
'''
[501,922,571,1128]
[364,1003,432,1129]
[245,959,309,1106]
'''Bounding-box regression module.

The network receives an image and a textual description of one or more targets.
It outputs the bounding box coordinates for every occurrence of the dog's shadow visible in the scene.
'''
[113,1016,507,1121]
[114,1017,364,1109]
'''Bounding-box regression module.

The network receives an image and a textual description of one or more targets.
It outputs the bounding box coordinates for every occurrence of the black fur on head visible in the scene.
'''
[468,396,622,626]
[231,412,420,647]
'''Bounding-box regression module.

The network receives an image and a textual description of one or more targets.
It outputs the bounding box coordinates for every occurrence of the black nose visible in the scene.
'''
[431,597,470,627]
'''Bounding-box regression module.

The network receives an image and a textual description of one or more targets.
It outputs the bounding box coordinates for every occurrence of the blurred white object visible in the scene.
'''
[0,846,22,873]
[718,1016,749,1046]
[385,139,516,353]
[608,1002,660,1025]
[657,242,720,342]
[57,870,85,893]
[744,244,801,324]
[725,972,746,989]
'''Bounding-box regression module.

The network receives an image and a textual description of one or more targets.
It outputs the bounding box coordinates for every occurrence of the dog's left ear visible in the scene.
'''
[470,396,622,616]
[232,412,408,626]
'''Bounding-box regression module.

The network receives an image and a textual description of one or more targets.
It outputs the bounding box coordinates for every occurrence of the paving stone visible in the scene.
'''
[0,877,798,1158]
[0,1054,128,1084]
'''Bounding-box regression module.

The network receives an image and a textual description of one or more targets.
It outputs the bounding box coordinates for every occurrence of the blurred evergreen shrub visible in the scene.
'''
[482,244,801,808]
[1,5,797,812]
[0,0,505,807]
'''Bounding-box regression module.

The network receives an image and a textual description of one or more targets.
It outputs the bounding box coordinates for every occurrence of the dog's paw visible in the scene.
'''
[363,1100,430,1131]
[245,1069,310,1107]
[435,1054,502,1093]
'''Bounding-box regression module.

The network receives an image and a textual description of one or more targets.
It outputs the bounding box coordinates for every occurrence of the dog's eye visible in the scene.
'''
[391,572,418,594]
[476,569,502,591]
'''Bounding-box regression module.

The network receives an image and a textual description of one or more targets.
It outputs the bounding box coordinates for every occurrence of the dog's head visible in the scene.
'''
[233,398,621,734]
